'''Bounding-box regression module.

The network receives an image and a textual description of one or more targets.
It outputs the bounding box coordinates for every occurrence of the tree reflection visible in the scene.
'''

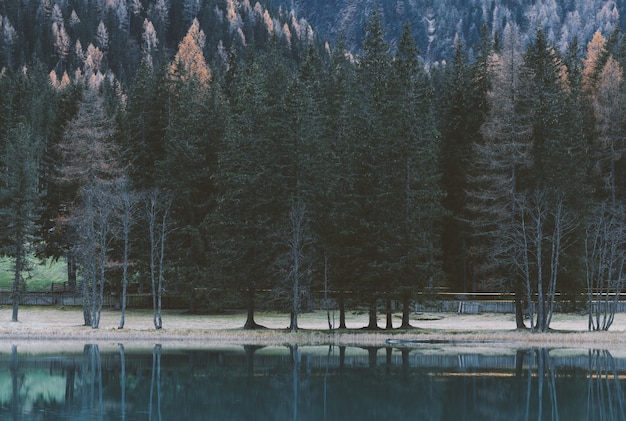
[523,348,559,421]
[11,345,19,421]
[243,344,264,377]
[289,344,300,421]
[5,344,626,419]
[119,344,126,421]
[587,350,626,421]
[149,344,162,421]
[81,344,103,420]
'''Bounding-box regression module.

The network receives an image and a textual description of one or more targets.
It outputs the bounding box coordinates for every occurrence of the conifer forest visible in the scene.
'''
[3,0,626,331]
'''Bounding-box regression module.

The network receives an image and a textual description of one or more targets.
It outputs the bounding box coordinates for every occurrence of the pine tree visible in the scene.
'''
[388,22,445,328]
[213,53,291,329]
[350,9,394,329]
[318,37,357,329]
[0,122,42,322]
[511,30,590,332]
[157,19,225,309]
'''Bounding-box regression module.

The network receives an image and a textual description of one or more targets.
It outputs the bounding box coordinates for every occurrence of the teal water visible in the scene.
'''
[0,344,624,420]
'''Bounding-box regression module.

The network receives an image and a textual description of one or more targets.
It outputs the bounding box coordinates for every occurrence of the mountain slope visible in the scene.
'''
[271,0,624,62]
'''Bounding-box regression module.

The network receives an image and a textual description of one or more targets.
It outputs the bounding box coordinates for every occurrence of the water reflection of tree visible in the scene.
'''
[119,344,126,421]
[81,344,103,420]
[11,345,20,420]
[587,350,626,421]
[290,344,300,421]
[149,344,162,421]
[11,345,626,419]
[523,348,559,421]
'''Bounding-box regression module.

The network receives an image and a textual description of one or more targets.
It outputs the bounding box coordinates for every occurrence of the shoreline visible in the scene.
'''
[2,325,626,352]
[1,307,626,351]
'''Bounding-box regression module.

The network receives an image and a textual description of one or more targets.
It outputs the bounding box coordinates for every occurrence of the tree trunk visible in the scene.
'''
[385,295,393,330]
[11,244,21,322]
[365,296,378,330]
[119,201,131,329]
[11,238,26,322]
[82,284,91,326]
[514,284,526,329]
[338,290,347,329]
[244,285,263,329]
[67,254,77,292]
[400,292,412,329]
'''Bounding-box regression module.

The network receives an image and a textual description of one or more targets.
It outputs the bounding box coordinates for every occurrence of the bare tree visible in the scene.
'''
[57,88,120,326]
[275,199,312,333]
[511,191,575,332]
[585,201,626,331]
[146,189,172,330]
[118,179,137,330]
[91,188,116,329]
[288,200,311,333]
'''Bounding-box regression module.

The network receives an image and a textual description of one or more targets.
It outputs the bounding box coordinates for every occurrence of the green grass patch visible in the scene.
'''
[0,256,67,292]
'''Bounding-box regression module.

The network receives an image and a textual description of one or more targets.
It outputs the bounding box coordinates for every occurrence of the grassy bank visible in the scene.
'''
[0,307,626,351]
[0,257,67,292]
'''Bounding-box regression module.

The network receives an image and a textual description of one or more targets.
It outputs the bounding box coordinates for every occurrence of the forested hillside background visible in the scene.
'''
[2,0,626,331]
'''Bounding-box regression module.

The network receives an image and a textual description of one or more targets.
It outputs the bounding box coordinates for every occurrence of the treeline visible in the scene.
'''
[1,1,626,332]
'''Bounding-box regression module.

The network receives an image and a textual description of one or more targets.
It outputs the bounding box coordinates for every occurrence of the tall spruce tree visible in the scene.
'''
[157,19,225,310]
[350,10,394,329]
[0,122,42,322]
[439,41,485,292]
[318,37,358,329]
[387,22,445,328]
[213,51,293,329]
[511,30,590,332]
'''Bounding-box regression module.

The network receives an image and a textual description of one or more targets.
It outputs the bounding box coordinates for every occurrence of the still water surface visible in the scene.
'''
[0,344,624,420]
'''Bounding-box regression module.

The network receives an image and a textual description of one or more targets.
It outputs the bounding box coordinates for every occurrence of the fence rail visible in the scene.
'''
[4,291,626,314]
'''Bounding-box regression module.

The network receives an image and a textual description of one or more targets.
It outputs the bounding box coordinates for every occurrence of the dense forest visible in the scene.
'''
[1,0,626,332]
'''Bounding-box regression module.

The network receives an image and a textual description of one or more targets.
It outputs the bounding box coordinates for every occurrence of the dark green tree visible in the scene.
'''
[386,22,445,328]
[511,30,591,332]
[439,40,486,292]
[213,51,293,329]
[0,122,42,322]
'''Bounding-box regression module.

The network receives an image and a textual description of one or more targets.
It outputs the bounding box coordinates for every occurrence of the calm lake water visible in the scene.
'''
[0,344,624,420]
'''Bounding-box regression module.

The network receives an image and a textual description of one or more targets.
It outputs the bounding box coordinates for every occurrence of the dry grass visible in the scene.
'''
[1,306,626,352]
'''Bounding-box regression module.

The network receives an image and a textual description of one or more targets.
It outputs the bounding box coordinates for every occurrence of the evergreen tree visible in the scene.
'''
[512,30,590,332]
[0,122,42,322]
[317,36,357,329]
[387,22,445,328]
[158,19,225,310]
[439,40,485,292]
[350,10,394,329]
[213,52,293,329]
[277,48,325,332]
